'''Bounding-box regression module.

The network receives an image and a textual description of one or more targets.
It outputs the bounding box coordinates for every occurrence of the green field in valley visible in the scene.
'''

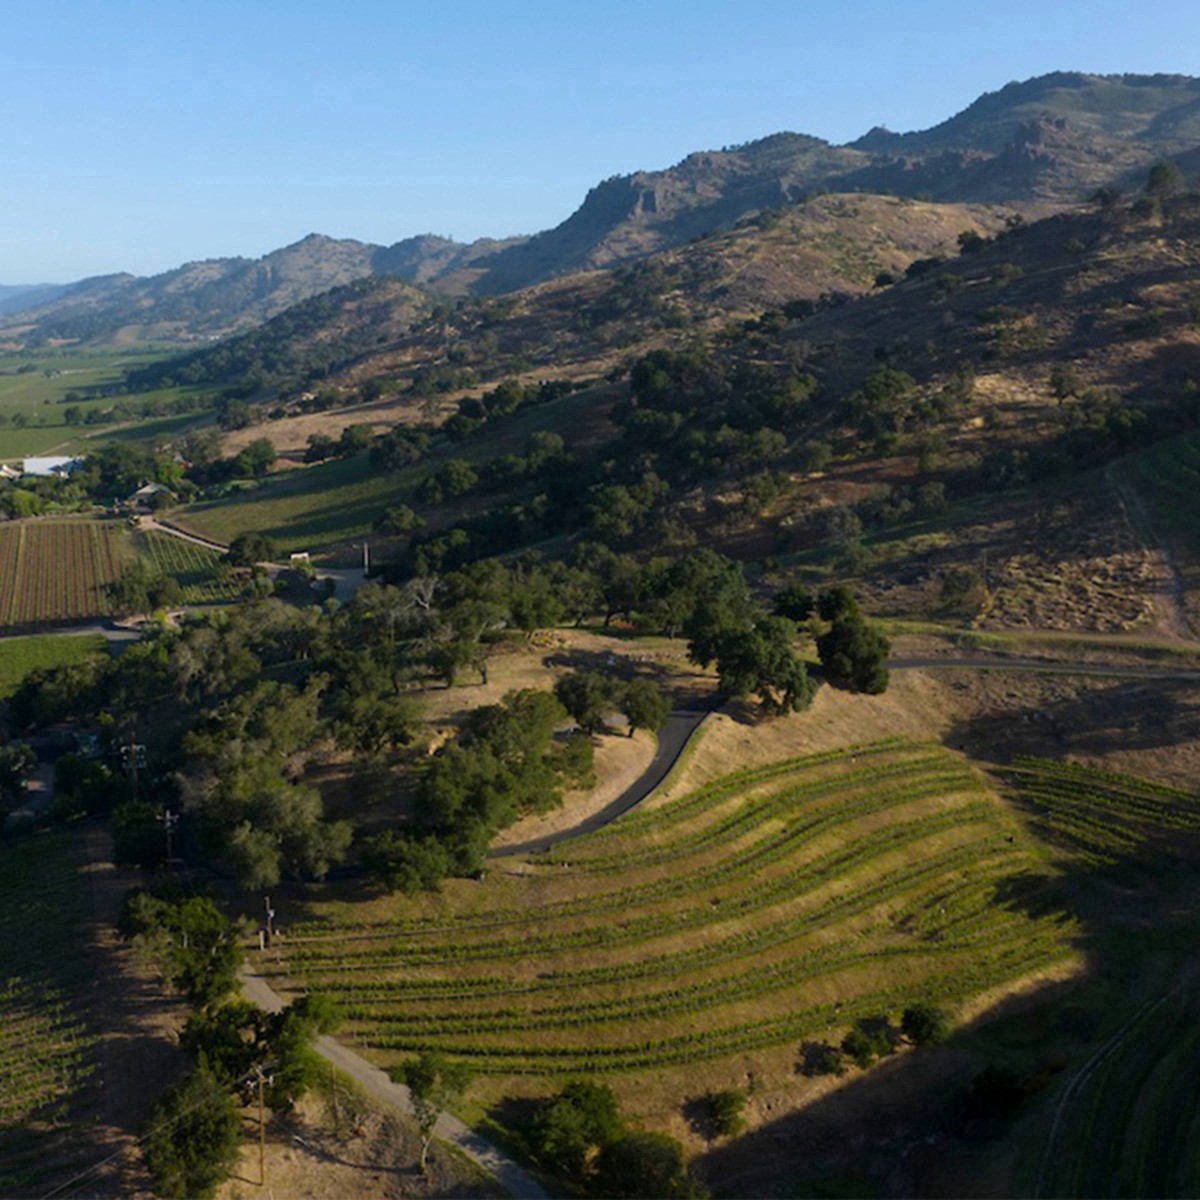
[0,350,213,460]
[175,385,607,552]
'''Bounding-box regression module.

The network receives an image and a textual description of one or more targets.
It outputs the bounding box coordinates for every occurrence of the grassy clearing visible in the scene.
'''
[259,740,1073,1111]
[0,519,128,627]
[176,454,417,550]
[0,831,99,1195]
[0,632,108,698]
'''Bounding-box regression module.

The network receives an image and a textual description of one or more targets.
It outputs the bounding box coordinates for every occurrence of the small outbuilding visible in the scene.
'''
[127,482,174,513]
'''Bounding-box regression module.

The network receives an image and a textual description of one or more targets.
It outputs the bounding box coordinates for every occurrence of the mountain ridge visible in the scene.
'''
[5,70,1199,347]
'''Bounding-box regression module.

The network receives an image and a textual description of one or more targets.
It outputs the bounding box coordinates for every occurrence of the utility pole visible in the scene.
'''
[254,1065,274,1186]
[158,809,178,866]
[263,896,275,948]
[119,736,147,801]
[362,540,370,577]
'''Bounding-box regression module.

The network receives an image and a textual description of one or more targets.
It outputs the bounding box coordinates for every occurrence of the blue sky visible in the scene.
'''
[4,0,1199,281]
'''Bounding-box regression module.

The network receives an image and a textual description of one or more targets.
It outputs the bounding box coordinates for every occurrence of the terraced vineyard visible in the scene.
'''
[0,832,99,1195]
[136,528,241,604]
[1004,757,1200,870]
[1002,759,1200,1198]
[262,740,1076,1085]
[0,520,126,627]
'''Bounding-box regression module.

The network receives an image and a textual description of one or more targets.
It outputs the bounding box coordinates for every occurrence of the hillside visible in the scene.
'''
[134,193,1013,401]
[158,192,1200,654]
[10,72,1200,347]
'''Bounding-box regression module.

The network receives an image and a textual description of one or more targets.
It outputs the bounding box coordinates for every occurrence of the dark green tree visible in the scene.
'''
[1147,160,1183,199]
[816,613,890,694]
[363,831,452,895]
[142,1061,242,1200]
[555,671,618,734]
[233,437,277,478]
[619,678,670,738]
[902,1002,949,1046]
[705,1089,746,1138]
[393,1050,474,1174]
[595,1131,705,1198]
[530,1079,625,1180]
[227,531,277,566]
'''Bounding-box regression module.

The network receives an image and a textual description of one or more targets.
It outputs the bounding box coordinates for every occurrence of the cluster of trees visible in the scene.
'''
[799,1003,948,1078]
[614,349,818,486]
[555,670,670,737]
[523,1079,706,1197]
[813,587,890,695]
[9,540,883,896]
[0,740,35,817]
[122,885,337,1198]
[843,363,974,450]
[366,686,593,891]
[443,376,588,442]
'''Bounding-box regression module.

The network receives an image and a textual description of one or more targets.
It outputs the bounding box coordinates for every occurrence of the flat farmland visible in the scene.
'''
[0,350,212,459]
[0,520,127,627]
[259,740,1075,1121]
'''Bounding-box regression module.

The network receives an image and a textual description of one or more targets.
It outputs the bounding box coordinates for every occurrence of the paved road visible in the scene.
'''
[888,655,1200,682]
[492,699,717,859]
[0,622,142,649]
[240,972,548,1199]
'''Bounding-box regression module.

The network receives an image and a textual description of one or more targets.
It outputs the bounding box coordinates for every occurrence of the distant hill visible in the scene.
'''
[7,71,1200,346]
[0,283,69,317]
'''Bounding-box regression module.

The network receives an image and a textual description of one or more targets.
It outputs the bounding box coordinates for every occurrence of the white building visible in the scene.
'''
[21,456,81,478]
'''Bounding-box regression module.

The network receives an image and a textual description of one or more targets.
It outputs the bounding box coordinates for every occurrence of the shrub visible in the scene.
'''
[596,1131,706,1198]
[798,1040,845,1077]
[530,1079,624,1180]
[706,1088,746,1138]
[902,1002,950,1046]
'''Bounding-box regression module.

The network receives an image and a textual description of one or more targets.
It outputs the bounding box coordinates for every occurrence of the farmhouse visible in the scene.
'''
[126,481,174,513]
[21,456,81,478]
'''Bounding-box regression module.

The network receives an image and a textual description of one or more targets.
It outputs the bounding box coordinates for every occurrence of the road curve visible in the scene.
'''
[241,971,548,1199]
[491,698,717,859]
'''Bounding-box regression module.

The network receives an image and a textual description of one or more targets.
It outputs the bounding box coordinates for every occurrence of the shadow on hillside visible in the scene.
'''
[695,972,1091,1199]
[946,677,1200,767]
[698,873,1197,1196]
